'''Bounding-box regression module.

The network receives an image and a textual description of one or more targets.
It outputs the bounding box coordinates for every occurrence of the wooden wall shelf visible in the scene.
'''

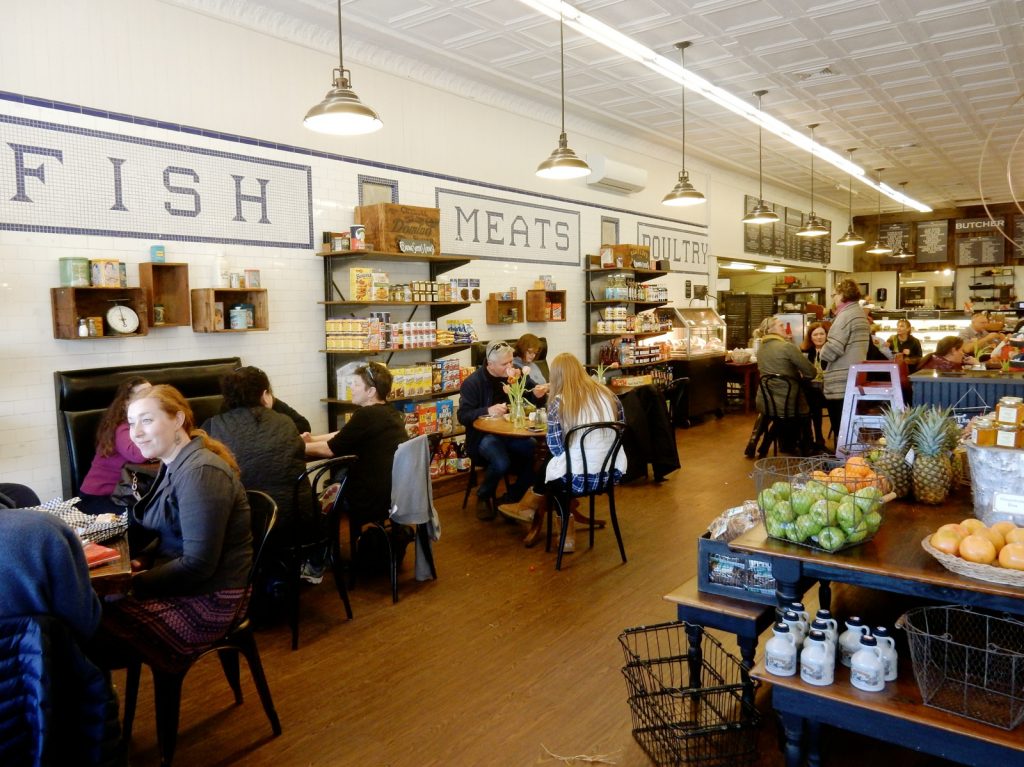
[50,287,149,339]
[525,289,566,322]
[485,298,524,325]
[139,262,190,327]
[191,288,269,333]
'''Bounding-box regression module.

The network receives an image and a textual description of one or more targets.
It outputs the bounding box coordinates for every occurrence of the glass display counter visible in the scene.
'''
[654,307,727,359]
[873,313,971,356]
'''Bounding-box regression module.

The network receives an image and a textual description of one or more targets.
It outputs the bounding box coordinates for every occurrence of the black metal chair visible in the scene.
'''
[349,435,438,604]
[122,490,283,766]
[756,374,811,456]
[287,456,356,650]
[664,377,690,428]
[544,422,627,571]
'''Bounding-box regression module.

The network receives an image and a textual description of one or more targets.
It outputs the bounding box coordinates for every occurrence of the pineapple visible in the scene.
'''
[911,407,954,505]
[869,406,916,498]
[945,418,965,487]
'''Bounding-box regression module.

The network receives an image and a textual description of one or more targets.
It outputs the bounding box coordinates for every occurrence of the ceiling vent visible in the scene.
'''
[585,154,648,194]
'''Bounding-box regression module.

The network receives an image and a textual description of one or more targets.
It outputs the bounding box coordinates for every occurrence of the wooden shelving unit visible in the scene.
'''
[191,288,269,332]
[485,298,524,324]
[139,262,190,327]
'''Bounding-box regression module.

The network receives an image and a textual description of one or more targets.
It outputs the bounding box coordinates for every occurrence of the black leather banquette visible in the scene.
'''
[54,357,241,498]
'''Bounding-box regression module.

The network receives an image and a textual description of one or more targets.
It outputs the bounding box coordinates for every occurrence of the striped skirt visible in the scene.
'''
[102,588,248,673]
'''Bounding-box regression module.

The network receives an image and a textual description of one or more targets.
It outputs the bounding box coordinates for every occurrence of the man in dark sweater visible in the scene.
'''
[457,340,548,520]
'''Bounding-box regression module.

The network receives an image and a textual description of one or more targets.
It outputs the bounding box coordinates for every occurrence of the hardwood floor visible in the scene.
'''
[114,413,951,766]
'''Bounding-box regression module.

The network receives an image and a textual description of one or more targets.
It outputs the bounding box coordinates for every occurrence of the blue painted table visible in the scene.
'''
[732,496,1024,765]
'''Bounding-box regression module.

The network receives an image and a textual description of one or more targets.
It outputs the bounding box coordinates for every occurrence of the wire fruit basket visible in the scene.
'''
[897,605,1024,730]
[619,621,760,766]
[753,456,892,553]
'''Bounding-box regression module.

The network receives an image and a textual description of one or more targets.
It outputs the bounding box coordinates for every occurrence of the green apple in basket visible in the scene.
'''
[864,510,882,534]
[758,487,779,515]
[825,482,850,502]
[790,490,814,517]
[774,500,795,523]
[771,481,792,501]
[803,480,827,502]
[845,519,871,544]
[817,526,847,552]
[836,499,863,534]
[853,485,885,514]
[795,512,823,541]
[808,499,831,530]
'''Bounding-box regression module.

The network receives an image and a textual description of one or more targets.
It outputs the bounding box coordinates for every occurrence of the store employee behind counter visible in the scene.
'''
[458,340,549,521]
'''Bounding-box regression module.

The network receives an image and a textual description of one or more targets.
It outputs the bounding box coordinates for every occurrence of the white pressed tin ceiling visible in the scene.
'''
[166,0,1024,215]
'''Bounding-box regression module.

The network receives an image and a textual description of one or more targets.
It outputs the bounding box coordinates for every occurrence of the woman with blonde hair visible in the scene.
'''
[499,353,626,550]
[98,384,252,673]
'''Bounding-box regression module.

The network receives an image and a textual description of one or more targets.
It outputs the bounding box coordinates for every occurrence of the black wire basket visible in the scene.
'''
[619,621,761,766]
[898,606,1024,730]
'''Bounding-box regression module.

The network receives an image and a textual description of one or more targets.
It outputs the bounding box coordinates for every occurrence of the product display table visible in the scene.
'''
[731,496,1024,766]
[911,368,1024,412]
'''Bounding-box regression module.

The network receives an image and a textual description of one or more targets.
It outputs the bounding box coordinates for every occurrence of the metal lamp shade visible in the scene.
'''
[662,170,705,207]
[304,80,382,136]
[536,133,590,179]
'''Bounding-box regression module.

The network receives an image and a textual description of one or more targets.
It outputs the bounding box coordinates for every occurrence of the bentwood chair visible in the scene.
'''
[287,456,356,650]
[545,422,627,571]
[122,490,282,767]
[757,374,811,457]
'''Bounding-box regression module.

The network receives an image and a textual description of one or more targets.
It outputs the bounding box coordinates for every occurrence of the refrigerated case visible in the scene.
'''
[655,307,728,358]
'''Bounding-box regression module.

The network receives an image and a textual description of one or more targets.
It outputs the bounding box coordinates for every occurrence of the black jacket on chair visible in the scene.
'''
[618,385,681,482]
[0,615,122,766]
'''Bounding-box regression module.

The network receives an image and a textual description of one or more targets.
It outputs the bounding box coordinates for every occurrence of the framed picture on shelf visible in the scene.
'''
[244,269,261,288]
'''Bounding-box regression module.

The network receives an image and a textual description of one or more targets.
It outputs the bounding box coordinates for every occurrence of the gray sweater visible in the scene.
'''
[755,334,817,415]
[818,302,870,400]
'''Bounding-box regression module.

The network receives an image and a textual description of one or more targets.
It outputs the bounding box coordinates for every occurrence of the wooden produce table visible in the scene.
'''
[730,495,1024,765]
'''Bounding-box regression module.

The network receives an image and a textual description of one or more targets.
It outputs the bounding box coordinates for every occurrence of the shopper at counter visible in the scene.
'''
[918,336,977,372]
[819,280,870,440]
[887,319,923,368]
[801,323,829,450]
[959,312,1005,356]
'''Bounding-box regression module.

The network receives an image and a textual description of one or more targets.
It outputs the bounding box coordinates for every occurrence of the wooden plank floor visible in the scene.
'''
[114,412,955,766]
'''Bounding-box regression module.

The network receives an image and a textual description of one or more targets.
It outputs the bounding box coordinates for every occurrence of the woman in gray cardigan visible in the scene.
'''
[818,280,870,442]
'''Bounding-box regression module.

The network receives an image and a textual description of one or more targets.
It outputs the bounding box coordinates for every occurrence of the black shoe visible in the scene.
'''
[475,496,496,521]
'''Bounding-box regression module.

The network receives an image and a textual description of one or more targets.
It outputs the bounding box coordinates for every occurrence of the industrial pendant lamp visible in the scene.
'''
[303,0,383,135]
[892,182,913,258]
[536,11,590,180]
[865,168,893,256]
[836,148,866,247]
[795,124,829,237]
[662,42,704,207]
[742,90,779,225]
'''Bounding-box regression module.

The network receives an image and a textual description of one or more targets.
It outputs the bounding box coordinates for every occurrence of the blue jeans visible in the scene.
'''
[475,435,536,502]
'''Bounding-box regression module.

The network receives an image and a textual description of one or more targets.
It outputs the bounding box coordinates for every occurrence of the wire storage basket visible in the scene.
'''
[619,621,760,766]
[898,606,1024,730]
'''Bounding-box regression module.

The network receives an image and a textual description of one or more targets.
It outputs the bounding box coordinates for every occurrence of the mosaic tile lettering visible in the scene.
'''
[637,221,710,273]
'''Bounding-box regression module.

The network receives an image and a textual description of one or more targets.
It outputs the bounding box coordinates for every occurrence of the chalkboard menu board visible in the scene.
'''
[1014,216,1024,255]
[916,219,949,264]
[880,223,911,264]
[743,195,831,264]
[956,235,1004,266]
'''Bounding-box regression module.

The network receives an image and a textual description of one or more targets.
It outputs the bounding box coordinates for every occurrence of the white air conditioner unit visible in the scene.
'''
[585,154,647,194]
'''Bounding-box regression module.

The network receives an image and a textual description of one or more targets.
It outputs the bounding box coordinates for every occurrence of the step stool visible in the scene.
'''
[835,362,905,458]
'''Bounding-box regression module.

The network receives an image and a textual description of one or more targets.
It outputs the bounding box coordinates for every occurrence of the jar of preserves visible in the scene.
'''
[995,424,1022,449]
[997,396,1024,426]
[971,417,997,447]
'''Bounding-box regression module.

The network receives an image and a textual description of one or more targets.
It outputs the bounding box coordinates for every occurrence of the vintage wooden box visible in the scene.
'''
[599,243,652,269]
[353,203,441,254]
[697,531,777,605]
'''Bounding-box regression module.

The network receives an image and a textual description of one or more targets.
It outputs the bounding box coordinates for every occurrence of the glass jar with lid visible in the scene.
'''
[995,423,1023,449]
[971,417,997,447]
[996,396,1024,426]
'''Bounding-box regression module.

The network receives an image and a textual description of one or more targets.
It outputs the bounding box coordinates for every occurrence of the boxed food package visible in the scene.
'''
[416,402,438,435]
[400,403,419,439]
[436,399,454,435]
[697,502,776,605]
[353,203,441,254]
[90,259,121,287]
[350,267,374,301]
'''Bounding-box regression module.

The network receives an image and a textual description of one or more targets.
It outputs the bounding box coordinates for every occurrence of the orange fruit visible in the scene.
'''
[961,518,987,535]
[930,529,964,556]
[936,523,968,539]
[1005,527,1024,545]
[991,521,1018,539]
[959,534,997,565]
[998,542,1024,570]
[979,527,1006,552]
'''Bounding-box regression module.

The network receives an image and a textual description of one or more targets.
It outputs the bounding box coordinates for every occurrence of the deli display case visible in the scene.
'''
[654,307,727,425]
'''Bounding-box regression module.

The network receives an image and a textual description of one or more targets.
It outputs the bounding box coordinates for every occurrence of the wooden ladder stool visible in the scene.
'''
[663,576,776,706]
[835,362,905,458]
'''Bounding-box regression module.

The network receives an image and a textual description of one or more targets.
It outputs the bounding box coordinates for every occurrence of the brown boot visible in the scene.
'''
[522,497,547,548]
[562,515,576,553]
[499,491,543,524]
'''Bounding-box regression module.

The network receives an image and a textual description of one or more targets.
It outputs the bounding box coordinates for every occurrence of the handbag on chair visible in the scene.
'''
[110,462,160,507]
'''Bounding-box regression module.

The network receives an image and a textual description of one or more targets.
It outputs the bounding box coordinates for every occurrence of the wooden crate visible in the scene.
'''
[50,287,148,339]
[354,203,441,254]
[526,289,567,322]
[191,288,269,333]
[485,298,524,325]
[139,262,190,327]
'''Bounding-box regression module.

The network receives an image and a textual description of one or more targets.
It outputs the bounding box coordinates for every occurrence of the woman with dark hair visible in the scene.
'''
[99,384,252,673]
[203,366,311,540]
[513,333,547,384]
[918,336,976,372]
[819,279,870,441]
[78,376,153,515]
[800,322,830,451]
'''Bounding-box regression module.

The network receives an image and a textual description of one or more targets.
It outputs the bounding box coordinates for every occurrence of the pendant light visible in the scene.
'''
[742,90,779,225]
[892,182,913,258]
[662,42,704,207]
[836,148,866,247]
[865,168,893,256]
[536,11,590,180]
[795,124,829,237]
[303,0,382,135]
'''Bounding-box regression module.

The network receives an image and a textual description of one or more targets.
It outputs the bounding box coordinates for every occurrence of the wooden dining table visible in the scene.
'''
[472,415,548,439]
[88,536,132,596]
